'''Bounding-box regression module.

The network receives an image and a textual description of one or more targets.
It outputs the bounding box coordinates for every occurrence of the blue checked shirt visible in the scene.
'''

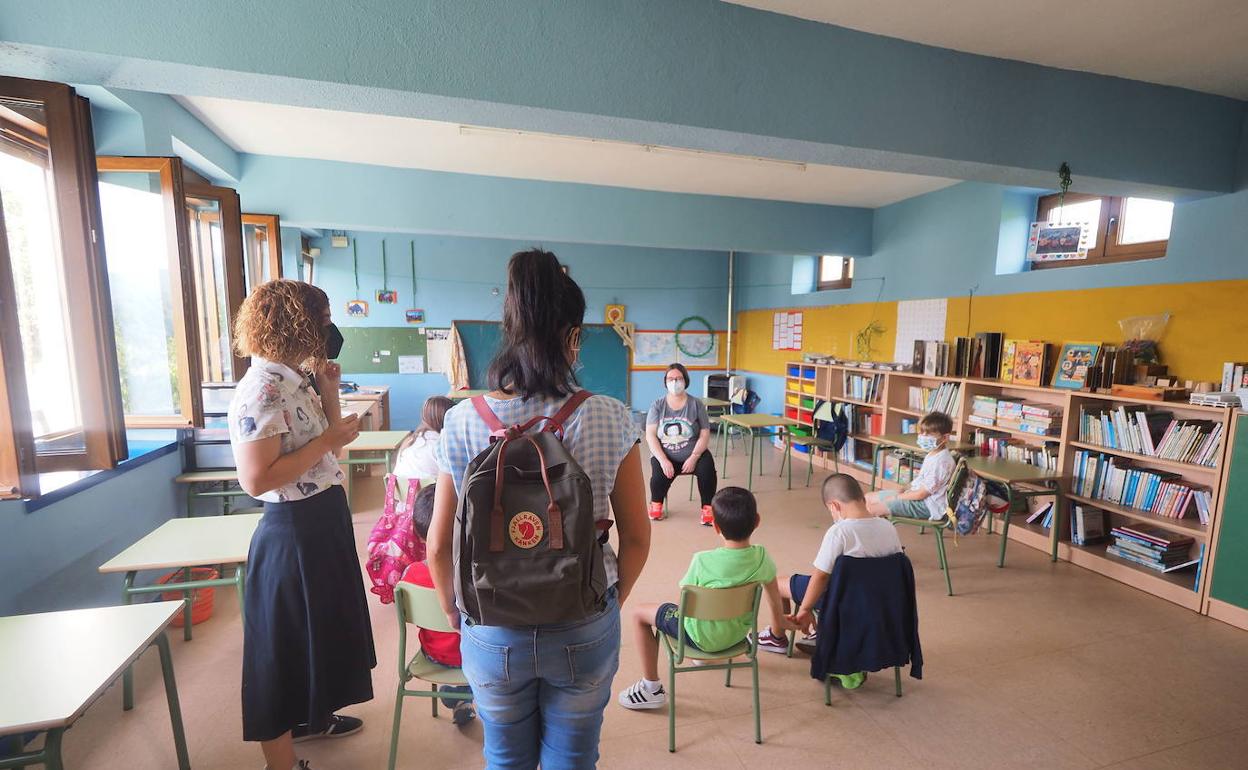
[436,392,640,587]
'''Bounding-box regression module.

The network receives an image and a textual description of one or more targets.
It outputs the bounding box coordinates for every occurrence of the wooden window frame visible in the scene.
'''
[241,212,283,291]
[0,203,39,498]
[816,255,853,291]
[0,76,128,485]
[97,156,205,429]
[300,235,315,284]
[1033,193,1169,270]
[185,181,248,381]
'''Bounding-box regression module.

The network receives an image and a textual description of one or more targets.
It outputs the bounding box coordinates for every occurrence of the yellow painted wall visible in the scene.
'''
[739,279,1248,383]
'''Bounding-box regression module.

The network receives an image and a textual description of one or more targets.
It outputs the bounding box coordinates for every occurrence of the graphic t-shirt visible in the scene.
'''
[646,395,710,463]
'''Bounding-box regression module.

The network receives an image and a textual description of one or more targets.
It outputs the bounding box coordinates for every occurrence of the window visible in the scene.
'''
[0,76,129,497]
[1034,193,1173,268]
[241,213,282,292]
[300,235,316,284]
[185,182,247,382]
[97,156,205,429]
[817,255,853,290]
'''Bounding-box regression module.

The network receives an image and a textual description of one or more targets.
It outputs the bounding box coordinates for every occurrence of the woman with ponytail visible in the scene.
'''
[425,249,650,769]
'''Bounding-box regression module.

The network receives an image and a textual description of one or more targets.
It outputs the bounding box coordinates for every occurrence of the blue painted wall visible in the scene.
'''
[312,231,730,424]
[5,0,1244,194]
[0,451,184,615]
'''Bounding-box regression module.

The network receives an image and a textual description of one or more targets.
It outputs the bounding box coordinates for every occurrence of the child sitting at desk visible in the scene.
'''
[617,487,791,711]
[865,411,955,522]
[393,396,452,479]
[755,474,902,671]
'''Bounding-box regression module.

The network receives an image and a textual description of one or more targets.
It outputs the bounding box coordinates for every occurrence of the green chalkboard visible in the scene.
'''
[337,327,428,374]
[1211,413,1248,609]
[454,321,629,405]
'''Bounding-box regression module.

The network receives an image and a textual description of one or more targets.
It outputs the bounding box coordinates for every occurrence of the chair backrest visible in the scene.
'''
[677,583,761,622]
[395,581,457,634]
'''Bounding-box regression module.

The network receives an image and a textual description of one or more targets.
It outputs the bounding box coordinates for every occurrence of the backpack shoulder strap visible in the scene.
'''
[545,390,593,434]
[471,395,507,438]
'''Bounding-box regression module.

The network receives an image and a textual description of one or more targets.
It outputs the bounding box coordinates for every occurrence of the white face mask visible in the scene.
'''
[666,379,686,396]
[916,434,940,451]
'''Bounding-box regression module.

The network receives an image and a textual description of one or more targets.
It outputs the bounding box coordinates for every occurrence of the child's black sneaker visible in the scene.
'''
[291,714,363,742]
[452,701,476,726]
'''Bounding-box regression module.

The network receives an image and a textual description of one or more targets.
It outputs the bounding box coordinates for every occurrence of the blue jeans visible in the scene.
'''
[460,589,620,770]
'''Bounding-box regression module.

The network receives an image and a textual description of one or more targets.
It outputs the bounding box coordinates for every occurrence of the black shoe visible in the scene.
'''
[291,714,363,743]
[452,701,476,727]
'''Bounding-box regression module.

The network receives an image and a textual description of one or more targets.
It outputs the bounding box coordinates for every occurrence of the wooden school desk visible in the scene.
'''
[0,602,191,770]
[964,457,1064,567]
[174,469,251,516]
[869,434,978,491]
[341,430,411,503]
[99,513,262,712]
[717,414,802,492]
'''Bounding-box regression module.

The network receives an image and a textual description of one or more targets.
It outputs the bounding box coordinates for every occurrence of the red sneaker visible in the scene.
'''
[649,501,665,521]
[700,505,714,526]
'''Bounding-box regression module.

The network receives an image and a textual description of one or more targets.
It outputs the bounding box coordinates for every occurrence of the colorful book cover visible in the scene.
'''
[1052,341,1102,389]
[1012,341,1046,386]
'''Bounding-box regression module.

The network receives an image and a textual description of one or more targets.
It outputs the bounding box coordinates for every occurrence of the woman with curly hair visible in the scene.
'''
[228,279,375,770]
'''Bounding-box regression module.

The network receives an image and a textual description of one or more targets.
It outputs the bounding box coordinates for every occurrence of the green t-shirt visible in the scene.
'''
[679,544,776,652]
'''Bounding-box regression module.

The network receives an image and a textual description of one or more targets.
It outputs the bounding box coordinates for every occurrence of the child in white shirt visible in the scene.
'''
[866,411,955,522]
[392,396,453,479]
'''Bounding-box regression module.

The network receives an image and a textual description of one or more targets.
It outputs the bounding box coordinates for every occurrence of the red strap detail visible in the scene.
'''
[471,395,506,436]
[547,503,564,550]
[595,519,613,532]
[488,435,511,552]
[546,390,593,434]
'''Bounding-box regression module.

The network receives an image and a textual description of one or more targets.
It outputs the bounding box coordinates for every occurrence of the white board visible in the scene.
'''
[893,299,947,363]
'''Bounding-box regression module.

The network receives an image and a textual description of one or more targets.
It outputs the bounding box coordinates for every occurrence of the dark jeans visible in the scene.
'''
[650,452,717,506]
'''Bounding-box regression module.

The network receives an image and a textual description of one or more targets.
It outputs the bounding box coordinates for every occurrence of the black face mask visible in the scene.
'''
[324,323,344,360]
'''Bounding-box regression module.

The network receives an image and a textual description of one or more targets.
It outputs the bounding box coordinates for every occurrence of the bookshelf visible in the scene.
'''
[784,360,1234,612]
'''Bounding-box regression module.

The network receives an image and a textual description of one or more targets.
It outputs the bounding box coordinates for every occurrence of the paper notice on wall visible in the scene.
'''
[425,328,452,374]
[893,298,947,363]
[772,311,804,351]
[398,355,425,374]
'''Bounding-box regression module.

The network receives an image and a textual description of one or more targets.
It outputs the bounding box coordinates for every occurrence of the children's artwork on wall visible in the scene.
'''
[604,304,625,324]
[376,289,398,304]
[1052,341,1102,389]
[1027,222,1089,262]
[405,308,425,324]
[346,299,369,318]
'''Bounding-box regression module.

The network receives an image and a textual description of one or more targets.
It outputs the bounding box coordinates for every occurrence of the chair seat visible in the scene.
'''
[406,650,469,685]
[659,632,751,661]
[789,436,834,448]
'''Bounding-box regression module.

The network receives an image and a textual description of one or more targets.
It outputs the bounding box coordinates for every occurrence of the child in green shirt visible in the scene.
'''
[617,486,792,710]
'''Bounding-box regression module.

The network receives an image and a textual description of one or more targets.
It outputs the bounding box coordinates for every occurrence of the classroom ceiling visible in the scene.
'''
[177,96,957,208]
[725,0,1248,100]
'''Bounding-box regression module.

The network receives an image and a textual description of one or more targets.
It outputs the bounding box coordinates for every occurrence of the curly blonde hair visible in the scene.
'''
[233,279,330,371]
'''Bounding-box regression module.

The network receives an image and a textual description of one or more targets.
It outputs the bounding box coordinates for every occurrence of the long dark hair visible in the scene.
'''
[397,395,453,454]
[488,249,585,399]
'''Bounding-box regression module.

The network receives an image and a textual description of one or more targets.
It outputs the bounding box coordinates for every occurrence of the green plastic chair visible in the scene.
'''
[387,582,473,770]
[780,401,841,486]
[659,583,764,752]
[887,457,964,597]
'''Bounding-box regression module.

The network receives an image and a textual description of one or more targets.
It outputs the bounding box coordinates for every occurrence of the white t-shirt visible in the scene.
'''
[911,447,955,520]
[813,517,903,573]
[393,430,440,479]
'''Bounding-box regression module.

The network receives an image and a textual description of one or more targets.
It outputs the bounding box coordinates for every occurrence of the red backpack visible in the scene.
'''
[453,391,611,626]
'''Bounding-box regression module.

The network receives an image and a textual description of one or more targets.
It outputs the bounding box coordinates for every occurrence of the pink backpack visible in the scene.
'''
[366,474,426,604]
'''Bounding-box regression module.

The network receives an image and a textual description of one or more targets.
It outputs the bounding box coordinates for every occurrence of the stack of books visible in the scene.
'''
[995,398,1024,425]
[998,403,1062,436]
[968,395,997,427]
[1106,526,1200,573]
[843,372,883,403]
[973,430,1059,469]
[1025,502,1055,529]
[1072,450,1214,523]
[1078,406,1223,466]
[1069,504,1106,545]
[900,417,918,434]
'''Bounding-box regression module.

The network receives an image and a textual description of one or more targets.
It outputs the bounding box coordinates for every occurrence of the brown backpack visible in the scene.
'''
[453,391,611,626]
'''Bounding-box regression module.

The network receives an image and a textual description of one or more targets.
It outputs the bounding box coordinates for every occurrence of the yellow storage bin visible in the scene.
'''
[785,394,800,406]
[786,378,801,392]
[801,383,817,394]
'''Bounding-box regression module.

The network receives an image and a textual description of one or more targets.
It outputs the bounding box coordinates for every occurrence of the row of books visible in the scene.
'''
[972,430,1059,470]
[1106,525,1201,574]
[1220,361,1248,392]
[843,372,884,403]
[1069,505,1106,545]
[907,383,961,416]
[879,453,915,486]
[966,396,1062,436]
[835,404,872,469]
[1077,406,1223,467]
[1072,450,1213,523]
[851,411,885,438]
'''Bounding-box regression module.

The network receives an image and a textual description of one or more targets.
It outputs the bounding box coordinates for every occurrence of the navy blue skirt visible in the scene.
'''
[241,485,376,742]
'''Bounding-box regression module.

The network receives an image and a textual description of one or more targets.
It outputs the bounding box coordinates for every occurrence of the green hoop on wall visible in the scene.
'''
[675,315,715,358]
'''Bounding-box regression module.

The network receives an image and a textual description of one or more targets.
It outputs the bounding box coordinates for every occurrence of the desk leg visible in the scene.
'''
[720,422,730,480]
[122,572,136,711]
[784,431,792,490]
[385,450,394,474]
[236,564,247,624]
[43,728,63,770]
[746,429,756,492]
[182,566,193,642]
[1048,484,1061,563]
[221,481,229,515]
[155,634,192,770]
[998,485,1014,568]
[185,483,194,518]
[870,445,883,491]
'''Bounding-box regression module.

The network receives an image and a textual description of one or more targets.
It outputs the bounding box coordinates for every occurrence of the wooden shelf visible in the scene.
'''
[1070,390,1234,413]
[829,395,884,409]
[1067,541,1202,603]
[890,406,924,418]
[965,422,1060,442]
[961,377,1071,395]
[1066,440,1220,475]
[1065,493,1208,539]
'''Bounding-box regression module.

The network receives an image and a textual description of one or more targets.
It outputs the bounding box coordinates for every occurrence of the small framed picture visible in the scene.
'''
[1027,222,1089,262]
[346,299,369,318]
[376,289,398,304]
[604,304,625,324]
[405,308,425,324]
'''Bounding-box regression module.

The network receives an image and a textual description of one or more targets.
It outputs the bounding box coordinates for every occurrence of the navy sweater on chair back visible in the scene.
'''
[810,552,923,681]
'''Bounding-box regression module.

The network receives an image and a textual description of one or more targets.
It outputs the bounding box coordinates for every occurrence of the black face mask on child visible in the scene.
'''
[325,323,344,360]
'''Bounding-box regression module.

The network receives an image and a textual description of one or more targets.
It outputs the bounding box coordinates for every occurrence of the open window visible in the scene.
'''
[816,255,854,291]
[0,76,128,496]
[1033,193,1173,269]
[185,182,247,382]
[241,213,282,291]
[97,156,205,428]
[300,235,316,284]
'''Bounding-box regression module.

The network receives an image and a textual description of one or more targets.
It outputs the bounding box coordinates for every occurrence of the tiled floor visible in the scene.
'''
[48,445,1248,769]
